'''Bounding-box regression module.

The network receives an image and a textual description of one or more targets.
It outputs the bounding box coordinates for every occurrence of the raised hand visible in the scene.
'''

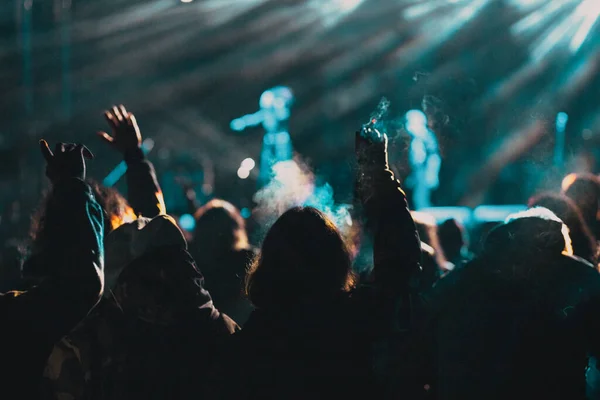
[355,126,389,171]
[97,105,142,154]
[40,140,94,184]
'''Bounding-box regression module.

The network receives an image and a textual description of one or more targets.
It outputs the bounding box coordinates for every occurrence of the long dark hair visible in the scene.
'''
[245,207,356,309]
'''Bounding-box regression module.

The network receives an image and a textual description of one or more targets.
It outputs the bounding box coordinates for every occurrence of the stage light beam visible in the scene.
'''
[569,0,600,53]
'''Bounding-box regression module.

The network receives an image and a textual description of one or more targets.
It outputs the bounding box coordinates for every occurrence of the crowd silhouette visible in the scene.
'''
[1,104,600,399]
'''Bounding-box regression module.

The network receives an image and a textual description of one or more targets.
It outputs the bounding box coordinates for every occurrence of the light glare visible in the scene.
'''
[241,157,256,170]
[237,167,250,179]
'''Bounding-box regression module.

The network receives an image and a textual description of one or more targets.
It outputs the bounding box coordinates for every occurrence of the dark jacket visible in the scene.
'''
[43,247,238,400]
[399,254,600,400]
[125,148,165,218]
[201,248,256,327]
[0,179,104,398]
[211,166,421,399]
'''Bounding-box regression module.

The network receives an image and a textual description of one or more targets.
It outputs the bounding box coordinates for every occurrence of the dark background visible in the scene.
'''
[1,0,600,217]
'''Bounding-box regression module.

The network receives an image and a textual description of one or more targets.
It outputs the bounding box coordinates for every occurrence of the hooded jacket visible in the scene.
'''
[396,214,600,400]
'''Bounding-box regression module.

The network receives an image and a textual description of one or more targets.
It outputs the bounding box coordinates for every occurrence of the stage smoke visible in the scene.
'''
[252,156,353,239]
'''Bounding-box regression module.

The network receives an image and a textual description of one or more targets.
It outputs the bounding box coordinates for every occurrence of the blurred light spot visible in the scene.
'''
[241,208,251,219]
[142,138,155,151]
[405,109,429,138]
[509,0,545,10]
[404,2,437,20]
[180,0,193,3]
[179,214,196,231]
[230,118,245,131]
[237,167,250,179]
[473,205,528,222]
[569,0,600,53]
[582,129,593,140]
[335,0,361,12]
[556,112,569,129]
[202,183,214,194]
[259,90,275,108]
[406,109,427,126]
[562,173,578,191]
[241,157,256,170]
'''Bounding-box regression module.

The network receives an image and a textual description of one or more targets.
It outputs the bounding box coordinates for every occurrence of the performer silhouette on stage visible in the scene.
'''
[230,86,294,188]
[404,109,441,210]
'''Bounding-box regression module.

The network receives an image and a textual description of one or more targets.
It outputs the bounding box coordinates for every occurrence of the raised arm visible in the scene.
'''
[99,105,166,218]
[1,141,104,353]
[355,127,421,297]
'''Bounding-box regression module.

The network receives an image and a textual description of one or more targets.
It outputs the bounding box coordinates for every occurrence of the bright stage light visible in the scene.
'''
[335,0,361,12]
[180,0,193,3]
[179,214,195,231]
[556,112,569,127]
[406,109,427,127]
[509,0,600,60]
[241,208,251,219]
[237,167,250,179]
[405,109,428,137]
[241,157,256,170]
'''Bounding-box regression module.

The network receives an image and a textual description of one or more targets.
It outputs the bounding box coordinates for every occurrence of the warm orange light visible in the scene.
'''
[110,206,138,231]
[561,173,578,192]
[156,191,167,215]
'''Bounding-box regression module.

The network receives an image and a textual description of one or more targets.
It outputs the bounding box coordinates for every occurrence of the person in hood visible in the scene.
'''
[396,207,600,400]
[1,141,104,398]
[210,126,421,399]
[43,214,237,400]
[191,199,256,326]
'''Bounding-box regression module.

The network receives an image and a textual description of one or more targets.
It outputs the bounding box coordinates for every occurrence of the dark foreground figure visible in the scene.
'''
[208,128,422,399]
[397,208,600,400]
[0,142,104,398]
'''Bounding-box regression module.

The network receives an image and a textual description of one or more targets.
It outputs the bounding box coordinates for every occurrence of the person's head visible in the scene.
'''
[112,245,210,325]
[528,192,597,263]
[104,215,190,296]
[245,207,355,310]
[192,199,248,259]
[438,218,468,263]
[482,207,573,279]
[561,173,600,231]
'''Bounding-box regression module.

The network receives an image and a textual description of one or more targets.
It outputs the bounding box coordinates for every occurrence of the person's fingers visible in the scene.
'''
[104,111,118,130]
[39,140,53,162]
[54,143,66,154]
[119,105,130,123]
[97,131,115,145]
[77,144,95,160]
[63,143,77,152]
[112,105,123,122]
[129,113,138,128]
